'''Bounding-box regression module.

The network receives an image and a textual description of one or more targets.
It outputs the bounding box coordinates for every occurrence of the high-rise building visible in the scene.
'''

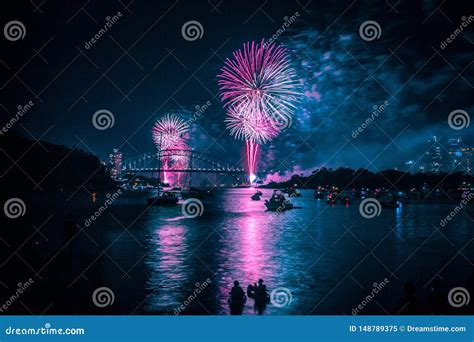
[460,146,473,175]
[108,149,122,179]
[425,136,443,173]
[447,138,463,173]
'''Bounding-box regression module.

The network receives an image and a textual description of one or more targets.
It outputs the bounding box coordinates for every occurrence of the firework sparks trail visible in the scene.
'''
[218,40,300,181]
[152,114,189,185]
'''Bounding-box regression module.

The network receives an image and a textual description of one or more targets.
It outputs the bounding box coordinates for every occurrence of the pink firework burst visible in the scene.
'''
[225,104,279,144]
[152,114,189,185]
[218,39,300,180]
[152,114,189,150]
[218,39,300,136]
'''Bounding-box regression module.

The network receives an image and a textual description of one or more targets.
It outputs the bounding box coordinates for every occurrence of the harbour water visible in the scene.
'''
[8,188,474,315]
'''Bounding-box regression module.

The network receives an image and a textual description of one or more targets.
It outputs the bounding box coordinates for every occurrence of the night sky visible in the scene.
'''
[1,0,473,174]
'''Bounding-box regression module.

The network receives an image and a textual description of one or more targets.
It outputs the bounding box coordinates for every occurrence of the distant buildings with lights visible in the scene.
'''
[404,136,472,174]
[108,149,122,179]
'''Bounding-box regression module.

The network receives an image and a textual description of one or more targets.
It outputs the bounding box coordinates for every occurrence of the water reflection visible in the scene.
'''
[146,223,188,312]
[137,189,474,315]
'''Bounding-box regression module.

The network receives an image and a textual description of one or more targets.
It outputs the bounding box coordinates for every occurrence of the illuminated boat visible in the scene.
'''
[314,186,327,199]
[264,191,294,211]
[326,191,351,205]
[251,190,263,201]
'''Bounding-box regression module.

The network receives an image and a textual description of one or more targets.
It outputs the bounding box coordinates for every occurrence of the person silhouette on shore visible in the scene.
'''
[254,279,269,315]
[229,281,246,315]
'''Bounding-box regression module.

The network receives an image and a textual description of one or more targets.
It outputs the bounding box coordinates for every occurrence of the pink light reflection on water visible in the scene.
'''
[217,189,282,313]
[145,224,188,311]
[157,226,185,277]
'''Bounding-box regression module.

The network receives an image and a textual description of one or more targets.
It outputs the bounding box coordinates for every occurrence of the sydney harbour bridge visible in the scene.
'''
[121,148,285,187]
[121,149,248,186]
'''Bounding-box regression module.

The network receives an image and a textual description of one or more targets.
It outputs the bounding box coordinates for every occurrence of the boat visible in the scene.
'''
[326,191,351,205]
[264,191,294,211]
[147,191,179,206]
[251,190,263,201]
[314,187,327,199]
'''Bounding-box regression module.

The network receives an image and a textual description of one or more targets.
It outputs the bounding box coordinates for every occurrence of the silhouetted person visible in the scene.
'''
[228,281,246,315]
[254,279,269,315]
[427,278,445,314]
[397,281,419,314]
